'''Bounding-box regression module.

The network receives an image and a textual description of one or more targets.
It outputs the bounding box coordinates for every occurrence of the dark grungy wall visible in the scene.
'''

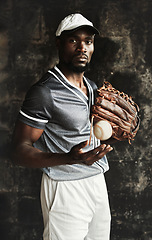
[0,0,152,239]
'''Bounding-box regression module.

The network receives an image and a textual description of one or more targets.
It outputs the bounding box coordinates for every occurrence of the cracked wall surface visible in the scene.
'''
[0,0,152,239]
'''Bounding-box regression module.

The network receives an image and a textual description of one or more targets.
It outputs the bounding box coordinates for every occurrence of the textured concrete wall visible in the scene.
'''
[0,0,152,239]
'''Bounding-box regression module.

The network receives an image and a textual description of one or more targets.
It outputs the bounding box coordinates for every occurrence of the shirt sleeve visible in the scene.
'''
[18,84,53,129]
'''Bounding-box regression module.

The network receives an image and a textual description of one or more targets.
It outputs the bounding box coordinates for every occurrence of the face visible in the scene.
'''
[57,28,95,73]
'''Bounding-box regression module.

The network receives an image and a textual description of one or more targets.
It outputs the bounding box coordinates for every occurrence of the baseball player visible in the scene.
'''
[12,13,113,240]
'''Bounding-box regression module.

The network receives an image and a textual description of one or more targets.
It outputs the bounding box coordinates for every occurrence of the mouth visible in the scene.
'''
[74,53,88,61]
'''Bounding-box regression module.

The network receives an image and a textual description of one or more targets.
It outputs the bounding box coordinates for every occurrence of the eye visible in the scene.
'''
[86,40,93,45]
[69,38,77,43]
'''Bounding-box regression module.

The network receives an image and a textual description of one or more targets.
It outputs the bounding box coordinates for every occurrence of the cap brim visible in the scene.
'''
[61,25,100,36]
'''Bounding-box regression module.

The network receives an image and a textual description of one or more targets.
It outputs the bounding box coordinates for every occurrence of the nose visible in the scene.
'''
[76,41,87,52]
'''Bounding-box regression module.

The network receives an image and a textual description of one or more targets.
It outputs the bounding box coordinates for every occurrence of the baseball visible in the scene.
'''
[93,120,112,141]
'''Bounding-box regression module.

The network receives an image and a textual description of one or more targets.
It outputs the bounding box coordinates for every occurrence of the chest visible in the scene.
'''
[50,88,91,131]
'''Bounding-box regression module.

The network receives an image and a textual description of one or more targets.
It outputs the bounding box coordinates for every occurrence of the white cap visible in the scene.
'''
[56,13,99,36]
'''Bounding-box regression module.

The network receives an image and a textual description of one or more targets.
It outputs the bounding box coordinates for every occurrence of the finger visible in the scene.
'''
[82,144,107,159]
[97,145,113,157]
[73,140,88,152]
[93,144,107,152]
[83,145,113,165]
[91,144,113,158]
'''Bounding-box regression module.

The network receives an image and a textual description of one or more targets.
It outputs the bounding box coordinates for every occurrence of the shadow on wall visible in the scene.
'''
[87,36,120,86]
[88,36,141,100]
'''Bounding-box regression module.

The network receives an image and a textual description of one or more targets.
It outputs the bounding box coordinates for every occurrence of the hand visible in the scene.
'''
[67,140,113,166]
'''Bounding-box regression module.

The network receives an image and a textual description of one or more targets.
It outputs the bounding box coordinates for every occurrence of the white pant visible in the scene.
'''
[40,173,111,240]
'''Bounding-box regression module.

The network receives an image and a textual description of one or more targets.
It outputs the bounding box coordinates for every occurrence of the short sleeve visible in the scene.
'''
[18,84,53,129]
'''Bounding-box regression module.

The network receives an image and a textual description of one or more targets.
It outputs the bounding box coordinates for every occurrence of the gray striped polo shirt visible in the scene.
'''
[18,66,109,181]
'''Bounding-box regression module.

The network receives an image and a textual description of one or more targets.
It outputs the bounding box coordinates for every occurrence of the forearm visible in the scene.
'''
[11,139,113,168]
[11,143,72,168]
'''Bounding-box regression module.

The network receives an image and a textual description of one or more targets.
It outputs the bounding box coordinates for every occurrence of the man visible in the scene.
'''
[12,13,113,240]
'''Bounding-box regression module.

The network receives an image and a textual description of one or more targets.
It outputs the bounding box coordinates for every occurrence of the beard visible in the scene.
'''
[65,61,90,73]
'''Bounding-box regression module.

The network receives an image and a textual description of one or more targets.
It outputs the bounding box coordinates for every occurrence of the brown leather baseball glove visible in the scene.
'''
[91,81,140,144]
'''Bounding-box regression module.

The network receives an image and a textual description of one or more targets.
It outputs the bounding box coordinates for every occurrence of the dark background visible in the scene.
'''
[0,0,152,239]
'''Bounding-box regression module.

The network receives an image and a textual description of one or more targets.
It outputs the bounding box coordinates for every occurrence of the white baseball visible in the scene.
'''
[93,120,112,141]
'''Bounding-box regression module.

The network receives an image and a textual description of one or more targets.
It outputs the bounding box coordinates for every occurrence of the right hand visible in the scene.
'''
[67,140,113,166]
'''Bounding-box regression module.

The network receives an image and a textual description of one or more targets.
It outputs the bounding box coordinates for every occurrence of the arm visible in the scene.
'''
[11,120,113,168]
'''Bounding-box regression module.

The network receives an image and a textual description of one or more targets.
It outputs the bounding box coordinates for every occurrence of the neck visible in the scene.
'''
[57,63,88,96]
[57,63,84,86]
